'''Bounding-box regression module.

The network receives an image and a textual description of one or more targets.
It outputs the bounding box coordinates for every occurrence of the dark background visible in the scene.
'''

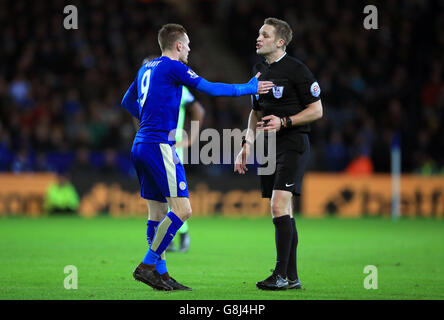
[0,0,443,179]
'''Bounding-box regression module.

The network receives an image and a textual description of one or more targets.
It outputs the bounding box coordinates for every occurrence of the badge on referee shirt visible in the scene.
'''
[310,82,321,97]
[272,86,284,99]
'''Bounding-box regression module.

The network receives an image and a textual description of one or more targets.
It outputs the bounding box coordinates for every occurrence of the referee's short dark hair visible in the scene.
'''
[264,17,293,47]
[158,23,187,52]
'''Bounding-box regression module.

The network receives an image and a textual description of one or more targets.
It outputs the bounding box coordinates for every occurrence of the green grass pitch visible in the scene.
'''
[1,215,443,300]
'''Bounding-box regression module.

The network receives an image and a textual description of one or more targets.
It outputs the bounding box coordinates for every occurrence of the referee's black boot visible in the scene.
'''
[256,270,288,290]
[286,278,302,290]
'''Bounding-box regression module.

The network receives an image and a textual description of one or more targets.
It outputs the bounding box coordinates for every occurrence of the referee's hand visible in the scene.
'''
[257,115,281,132]
[234,145,250,175]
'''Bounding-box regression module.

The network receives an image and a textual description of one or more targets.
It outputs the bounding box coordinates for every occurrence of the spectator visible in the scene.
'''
[324,130,348,172]
[100,148,121,175]
[70,147,95,176]
[11,148,34,173]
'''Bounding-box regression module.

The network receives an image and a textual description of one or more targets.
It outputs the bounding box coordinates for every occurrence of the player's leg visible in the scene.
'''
[176,145,191,253]
[145,200,169,277]
[178,221,190,252]
[166,216,190,252]
[171,145,192,258]
[143,197,192,290]
[166,222,190,253]
[139,143,192,290]
[148,196,191,259]
[131,142,173,290]
[146,142,192,261]
[152,196,192,257]
[142,196,192,290]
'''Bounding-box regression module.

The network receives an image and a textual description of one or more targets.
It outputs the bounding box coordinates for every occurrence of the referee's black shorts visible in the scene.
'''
[260,133,310,198]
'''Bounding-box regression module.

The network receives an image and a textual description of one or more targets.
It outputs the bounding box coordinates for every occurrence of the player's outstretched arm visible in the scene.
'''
[195,72,274,97]
[171,60,273,97]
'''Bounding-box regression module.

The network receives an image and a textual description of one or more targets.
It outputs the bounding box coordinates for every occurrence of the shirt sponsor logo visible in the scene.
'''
[187,69,199,79]
[272,86,284,99]
[310,82,321,97]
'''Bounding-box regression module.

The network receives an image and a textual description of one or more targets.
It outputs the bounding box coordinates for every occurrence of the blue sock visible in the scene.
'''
[150,211,183,256]
[156,259,167,275]
[147,220,168,274]
[142,249,160,265]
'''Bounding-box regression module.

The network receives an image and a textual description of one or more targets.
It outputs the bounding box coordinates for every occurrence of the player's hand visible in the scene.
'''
[234,145,250,175]
[257,115,281,132]
[255,72,274,95]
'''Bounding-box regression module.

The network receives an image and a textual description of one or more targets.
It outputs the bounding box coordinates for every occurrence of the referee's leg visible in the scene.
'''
[287,196,299,282]
[270,190,294,279]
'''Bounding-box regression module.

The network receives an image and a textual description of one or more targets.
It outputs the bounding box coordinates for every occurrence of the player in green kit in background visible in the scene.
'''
[168,86,204,252]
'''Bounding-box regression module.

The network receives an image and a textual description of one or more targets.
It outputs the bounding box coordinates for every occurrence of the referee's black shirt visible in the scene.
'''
[252,53,321,150]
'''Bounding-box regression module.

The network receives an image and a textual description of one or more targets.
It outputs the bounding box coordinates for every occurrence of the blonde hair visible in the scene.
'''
[264,17,293,47]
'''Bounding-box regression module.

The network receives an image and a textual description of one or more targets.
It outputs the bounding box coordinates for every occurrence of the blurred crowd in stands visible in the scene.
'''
[0,0,443,177]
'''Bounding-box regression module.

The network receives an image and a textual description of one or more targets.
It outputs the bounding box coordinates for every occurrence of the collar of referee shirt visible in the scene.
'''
[266,51,287,65]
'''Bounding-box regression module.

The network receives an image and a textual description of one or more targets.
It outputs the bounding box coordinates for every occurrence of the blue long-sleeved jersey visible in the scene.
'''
[121,56,258,143]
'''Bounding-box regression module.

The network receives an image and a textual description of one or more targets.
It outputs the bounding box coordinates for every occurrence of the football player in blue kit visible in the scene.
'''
[121,23,274,291]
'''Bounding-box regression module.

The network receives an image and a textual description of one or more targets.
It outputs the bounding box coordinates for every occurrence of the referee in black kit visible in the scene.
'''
[235,17,323,290]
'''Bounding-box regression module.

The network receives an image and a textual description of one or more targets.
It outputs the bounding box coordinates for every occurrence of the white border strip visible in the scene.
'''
[160,143,177,197]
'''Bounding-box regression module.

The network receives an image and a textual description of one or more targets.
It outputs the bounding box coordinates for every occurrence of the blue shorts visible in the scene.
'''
[131,142,189,202]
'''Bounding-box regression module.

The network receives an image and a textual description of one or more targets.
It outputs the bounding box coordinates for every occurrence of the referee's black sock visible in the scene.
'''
[273,214,293,278]
[287,217,299,281]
